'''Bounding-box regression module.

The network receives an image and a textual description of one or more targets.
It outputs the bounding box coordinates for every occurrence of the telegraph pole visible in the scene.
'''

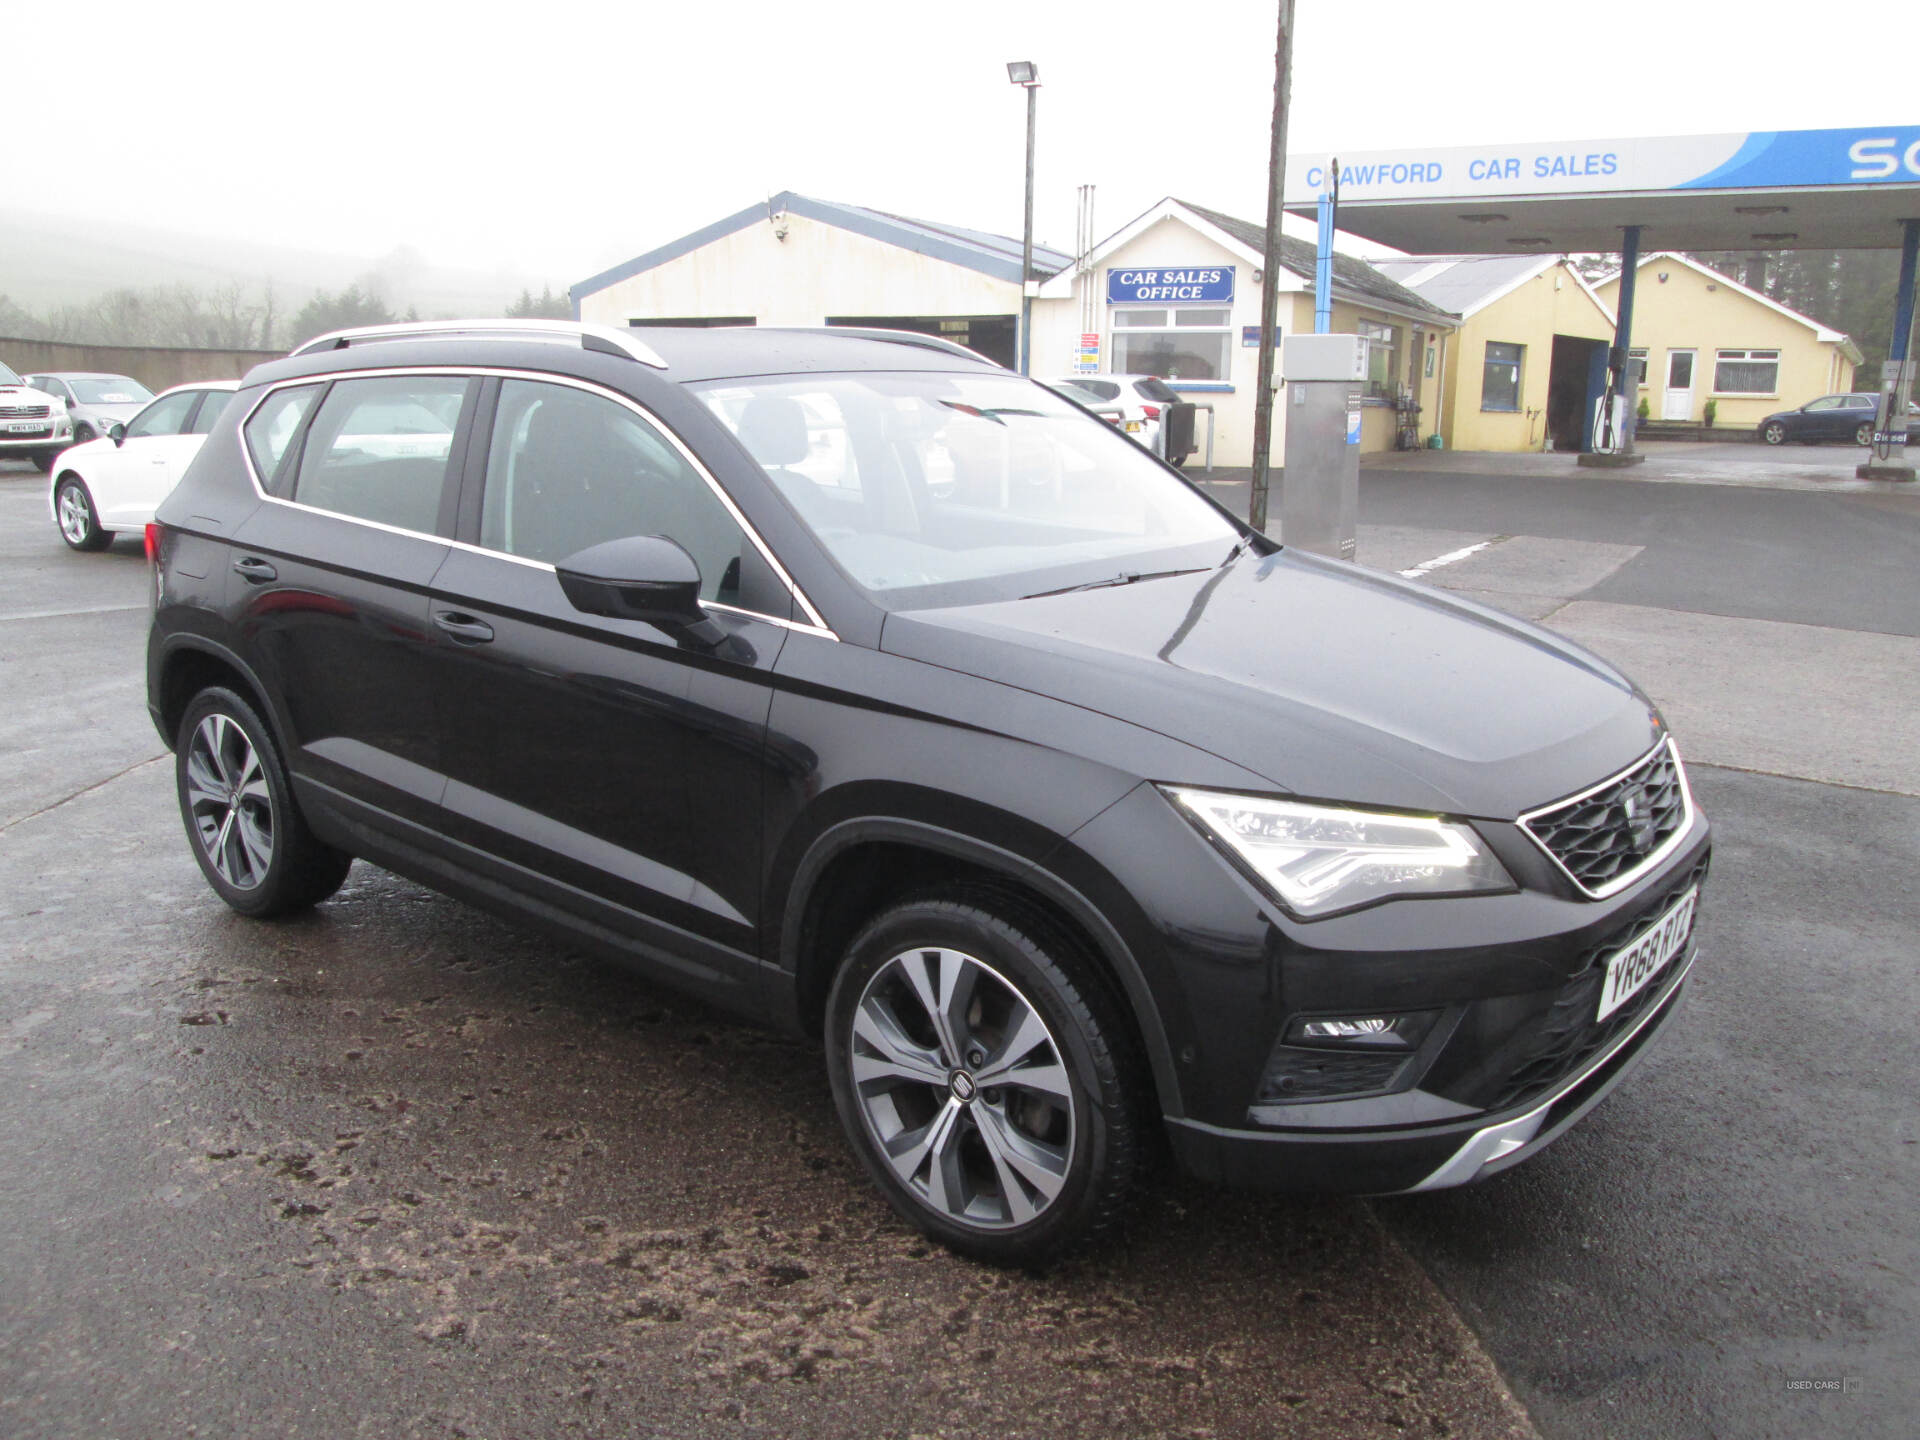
[1248,1,1294,534]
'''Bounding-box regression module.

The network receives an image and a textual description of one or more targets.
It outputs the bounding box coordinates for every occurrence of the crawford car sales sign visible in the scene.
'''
[1107,267,1235,304]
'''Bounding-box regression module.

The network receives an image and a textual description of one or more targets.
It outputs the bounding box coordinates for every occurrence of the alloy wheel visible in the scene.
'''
[185,713,275,890]
[848,946,1076,1229]
[56,484,91,546]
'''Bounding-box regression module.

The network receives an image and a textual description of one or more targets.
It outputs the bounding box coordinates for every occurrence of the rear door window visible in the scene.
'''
[186,390,235,435]
[291,375,470,534]
[1134,378,1181,404]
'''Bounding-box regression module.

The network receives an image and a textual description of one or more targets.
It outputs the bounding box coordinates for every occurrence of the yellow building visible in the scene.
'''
[1593,252,1860,428]
[1376,255,1618,452]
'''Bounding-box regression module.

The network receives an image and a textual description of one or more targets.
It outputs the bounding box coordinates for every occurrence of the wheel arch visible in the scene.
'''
[782,816,1184,1121]
[153,637,282,756]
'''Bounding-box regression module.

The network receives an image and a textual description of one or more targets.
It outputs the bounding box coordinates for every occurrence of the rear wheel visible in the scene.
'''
[175,687,352,917]
[825,892,1142,1265]
[1854,421,1875,445]
[1761,422,1786,445]
[54,476,112,551]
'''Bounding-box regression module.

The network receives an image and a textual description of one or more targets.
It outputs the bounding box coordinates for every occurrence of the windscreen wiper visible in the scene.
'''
[1219,532,1258,567]
[1021,567,1209,600]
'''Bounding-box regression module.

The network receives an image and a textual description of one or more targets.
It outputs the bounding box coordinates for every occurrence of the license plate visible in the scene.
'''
[7,421,46,433]
[1124,420,1143,433]
[1596,886,1696,1021]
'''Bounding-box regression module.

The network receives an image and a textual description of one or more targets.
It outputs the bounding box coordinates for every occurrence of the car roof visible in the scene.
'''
[591,327,1001,382]
[31,371,141,381]
[151,379,241,396]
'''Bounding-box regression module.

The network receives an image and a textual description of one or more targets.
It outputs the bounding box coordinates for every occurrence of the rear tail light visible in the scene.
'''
[1141,405,1162,420]
[144,522,161,562]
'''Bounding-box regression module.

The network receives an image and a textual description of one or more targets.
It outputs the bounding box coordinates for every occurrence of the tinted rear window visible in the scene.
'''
[1134,378,1181,403]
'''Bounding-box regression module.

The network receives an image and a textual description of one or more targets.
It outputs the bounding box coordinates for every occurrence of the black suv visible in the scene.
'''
[147,320,1709,1263]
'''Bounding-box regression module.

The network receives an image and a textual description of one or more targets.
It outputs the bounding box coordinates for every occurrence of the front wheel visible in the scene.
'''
[825,893,1143,1265]
[1760,422,1786,445]
[1855,421,1875,446]
[72,424,97,446]
[54,476,112,551]
[176,687,353,917]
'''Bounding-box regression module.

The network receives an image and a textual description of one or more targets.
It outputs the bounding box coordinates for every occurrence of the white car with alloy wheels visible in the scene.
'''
[1,360,73,470]
[48,380,238,551]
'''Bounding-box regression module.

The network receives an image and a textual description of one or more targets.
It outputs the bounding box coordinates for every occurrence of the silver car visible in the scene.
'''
[25,372,154,446]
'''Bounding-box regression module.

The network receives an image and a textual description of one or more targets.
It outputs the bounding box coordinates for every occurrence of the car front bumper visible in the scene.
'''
[1162,939,1693,1194]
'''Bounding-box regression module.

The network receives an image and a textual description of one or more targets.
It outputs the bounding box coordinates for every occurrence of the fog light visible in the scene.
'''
[1285,1011,1438,1051]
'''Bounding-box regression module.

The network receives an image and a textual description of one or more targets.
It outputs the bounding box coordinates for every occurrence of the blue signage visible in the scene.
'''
[1108,266,1235,304]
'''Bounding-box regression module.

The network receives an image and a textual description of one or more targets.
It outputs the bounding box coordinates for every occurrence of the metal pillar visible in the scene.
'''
[1579,223,1646,468]
[1859,217,1918,481]
[1019,81,1037,375]
[1314,163,1337,334]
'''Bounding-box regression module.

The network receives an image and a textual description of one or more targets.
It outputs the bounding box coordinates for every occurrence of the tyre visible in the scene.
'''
[1854,421,1875,445]
[54,476,113,551]
[824,892,1142,1265]
[32,448,65,473]
[175,687,353,918]
[73,424,96,446]
[1760,422,1786,445]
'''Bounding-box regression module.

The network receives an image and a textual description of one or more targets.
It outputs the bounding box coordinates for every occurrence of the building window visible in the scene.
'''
[1357,319,1400,399]
[1629,348,1649,386]
[1481,341,1524,412]
[1109,306,1231,381]
[1713,349,1780,394]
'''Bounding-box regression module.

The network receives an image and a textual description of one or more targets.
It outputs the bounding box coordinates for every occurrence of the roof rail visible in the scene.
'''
[287,319,669,369]
[756,326,1000,366]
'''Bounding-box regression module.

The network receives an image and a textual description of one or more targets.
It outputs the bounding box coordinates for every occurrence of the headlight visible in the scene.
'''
[1163,787,1514,918]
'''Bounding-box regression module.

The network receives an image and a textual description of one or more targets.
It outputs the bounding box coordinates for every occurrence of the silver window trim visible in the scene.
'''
[1517,736,1696,900]
[235,366,837,641]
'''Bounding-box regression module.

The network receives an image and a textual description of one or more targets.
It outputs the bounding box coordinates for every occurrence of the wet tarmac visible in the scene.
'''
[0,464,1531,1439]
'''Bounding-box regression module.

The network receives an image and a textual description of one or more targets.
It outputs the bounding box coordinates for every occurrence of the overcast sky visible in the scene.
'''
[10,0,1913,289]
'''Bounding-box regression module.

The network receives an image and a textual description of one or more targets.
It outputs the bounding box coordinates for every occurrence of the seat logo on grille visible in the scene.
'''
[1619,786,1658,852]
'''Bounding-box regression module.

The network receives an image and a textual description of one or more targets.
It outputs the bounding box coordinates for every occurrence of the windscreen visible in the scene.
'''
[695,371,1238,608]
[0,363,22,387]
[68,376,153,405]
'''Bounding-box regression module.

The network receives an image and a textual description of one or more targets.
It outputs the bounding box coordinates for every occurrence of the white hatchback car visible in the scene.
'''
[48,380,239,550]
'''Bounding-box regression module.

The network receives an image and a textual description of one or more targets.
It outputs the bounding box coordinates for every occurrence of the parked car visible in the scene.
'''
[48,380,238,550]
[148,320,1709,1264]
[1757,392,1920,446]
[0,360,73,470]
[1042,373,1196,464]
[24,372,154,446]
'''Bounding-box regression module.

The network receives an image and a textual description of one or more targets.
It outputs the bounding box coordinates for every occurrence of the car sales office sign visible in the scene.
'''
[1108,267,1235,304]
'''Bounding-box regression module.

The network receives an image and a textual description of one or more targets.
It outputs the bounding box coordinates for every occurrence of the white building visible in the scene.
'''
[572,191,1457,467]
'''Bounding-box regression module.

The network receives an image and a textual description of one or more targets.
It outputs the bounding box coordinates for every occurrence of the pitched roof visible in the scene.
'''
[1174,199,1457,324]
[1593,251,1857,352]
[573,191,1073,302]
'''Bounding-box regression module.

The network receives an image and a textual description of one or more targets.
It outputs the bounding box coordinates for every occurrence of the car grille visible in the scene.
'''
[1521,739,1689,896]
[0,404,52,420]
[1486,852,1708,1113]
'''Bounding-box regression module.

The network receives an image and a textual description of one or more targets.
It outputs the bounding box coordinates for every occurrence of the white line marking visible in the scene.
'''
[0,603,146,622]
[1399,539,1500,580]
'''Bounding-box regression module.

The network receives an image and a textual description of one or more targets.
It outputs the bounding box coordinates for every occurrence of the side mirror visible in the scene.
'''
[108,422,126,445]
[555,534,725,646]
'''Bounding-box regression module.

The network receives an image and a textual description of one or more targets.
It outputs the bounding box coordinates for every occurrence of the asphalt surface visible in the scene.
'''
[0,462,1530,1440]
[4,447,1916,1439]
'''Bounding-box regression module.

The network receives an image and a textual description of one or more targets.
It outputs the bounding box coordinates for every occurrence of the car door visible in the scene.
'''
[87,388,198,525]
[429,374,796,985]
[226,373,475,837]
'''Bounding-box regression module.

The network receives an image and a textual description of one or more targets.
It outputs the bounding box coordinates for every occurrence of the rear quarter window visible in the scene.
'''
[243,385,323,490]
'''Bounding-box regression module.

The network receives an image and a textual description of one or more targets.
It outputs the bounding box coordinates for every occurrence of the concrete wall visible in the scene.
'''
[1593,261,1854,428]
[0,337,277,392]
[1441,262,1616,452]
[576,211,1022,328]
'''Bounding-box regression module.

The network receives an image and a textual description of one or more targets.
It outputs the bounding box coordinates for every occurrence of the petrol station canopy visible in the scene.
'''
[1285,126,1920,254]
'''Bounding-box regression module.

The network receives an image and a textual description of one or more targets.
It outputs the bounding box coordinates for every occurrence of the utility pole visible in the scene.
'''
[1248,1,1294,534]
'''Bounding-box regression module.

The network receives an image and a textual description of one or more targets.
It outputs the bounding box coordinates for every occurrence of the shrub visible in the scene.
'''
[1636,396,1651,422]
[1704,398,1718,427]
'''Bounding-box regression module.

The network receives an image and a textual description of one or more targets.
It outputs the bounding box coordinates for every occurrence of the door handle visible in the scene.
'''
[231,557,277,584]
[432,610,494,644]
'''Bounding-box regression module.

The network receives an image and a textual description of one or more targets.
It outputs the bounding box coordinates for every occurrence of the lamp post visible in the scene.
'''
[1007,60,1039,374]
